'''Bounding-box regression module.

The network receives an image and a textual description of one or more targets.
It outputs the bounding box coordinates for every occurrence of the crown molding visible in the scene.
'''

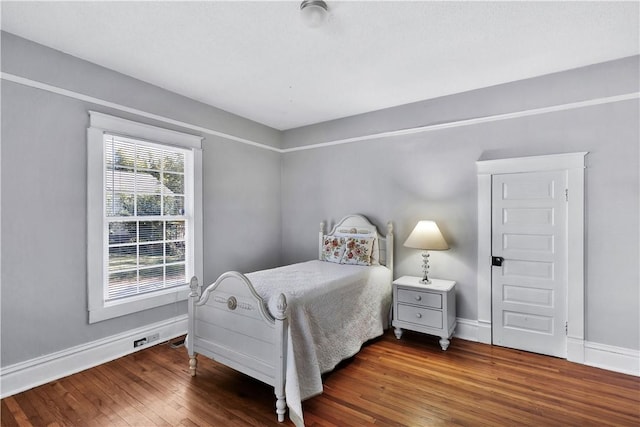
[3,72,638,154]
[1,72,281,153]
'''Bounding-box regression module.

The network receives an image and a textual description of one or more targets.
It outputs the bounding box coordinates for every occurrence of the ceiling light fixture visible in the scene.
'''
[300,0,328,28]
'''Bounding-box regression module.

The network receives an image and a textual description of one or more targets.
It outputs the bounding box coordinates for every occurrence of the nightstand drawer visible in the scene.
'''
[397,304,443,329]
[397,288,442,309]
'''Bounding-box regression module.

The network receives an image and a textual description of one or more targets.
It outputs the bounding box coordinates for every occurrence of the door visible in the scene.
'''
[491,170,567,358]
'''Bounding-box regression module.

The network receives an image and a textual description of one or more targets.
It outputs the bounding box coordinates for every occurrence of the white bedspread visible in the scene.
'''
[246,260,392,427]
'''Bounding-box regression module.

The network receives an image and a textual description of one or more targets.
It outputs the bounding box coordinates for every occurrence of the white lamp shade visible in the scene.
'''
[403,220,449,250]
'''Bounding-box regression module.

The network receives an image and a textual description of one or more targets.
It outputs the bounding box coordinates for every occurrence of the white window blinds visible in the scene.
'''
[104,134,189,301]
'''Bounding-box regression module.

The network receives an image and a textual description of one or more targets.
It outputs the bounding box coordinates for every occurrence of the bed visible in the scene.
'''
[186,214,394,426]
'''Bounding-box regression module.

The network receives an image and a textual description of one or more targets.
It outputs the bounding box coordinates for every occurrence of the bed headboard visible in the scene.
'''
[319,214,394,273]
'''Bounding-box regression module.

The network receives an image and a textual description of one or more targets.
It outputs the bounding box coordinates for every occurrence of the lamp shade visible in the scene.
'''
[403,220,449,250]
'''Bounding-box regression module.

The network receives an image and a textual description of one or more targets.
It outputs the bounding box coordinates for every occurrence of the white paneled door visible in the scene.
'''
[491,171,568,358]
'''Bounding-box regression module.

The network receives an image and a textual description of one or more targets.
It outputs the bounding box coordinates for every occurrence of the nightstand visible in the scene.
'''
[392,276,456,350]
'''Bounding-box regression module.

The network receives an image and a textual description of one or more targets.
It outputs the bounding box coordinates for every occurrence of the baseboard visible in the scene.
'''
[453,317,639,377]
[567,336,585,364]
[476,320,493,344]
[0,314,188,399]
[453,317,492,344]
[2,315,637,399]
[584,341,640,376]
[453,317,479,342]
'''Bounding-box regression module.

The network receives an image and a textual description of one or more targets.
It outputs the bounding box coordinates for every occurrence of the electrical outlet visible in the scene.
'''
[134,333,159,349]
[133,337,147,348]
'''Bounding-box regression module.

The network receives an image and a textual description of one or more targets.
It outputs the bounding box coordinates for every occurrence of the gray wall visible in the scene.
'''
[202,134,282,279]
[1,33,283,366]
[281,56,640,350]
[2,29,638,371]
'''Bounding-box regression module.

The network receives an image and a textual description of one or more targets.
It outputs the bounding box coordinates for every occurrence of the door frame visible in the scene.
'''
[476,152,587,362]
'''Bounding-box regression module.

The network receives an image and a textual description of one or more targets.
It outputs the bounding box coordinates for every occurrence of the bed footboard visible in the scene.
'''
[187,274,288,422]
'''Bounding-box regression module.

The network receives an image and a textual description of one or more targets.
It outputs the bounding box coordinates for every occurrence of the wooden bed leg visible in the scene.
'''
[274,293,288,422]
[275,393,286,422]
[189,355,197,377]
[188,277,200,378]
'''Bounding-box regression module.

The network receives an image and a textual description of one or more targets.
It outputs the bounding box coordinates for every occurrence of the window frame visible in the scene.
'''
[87,111,203,323]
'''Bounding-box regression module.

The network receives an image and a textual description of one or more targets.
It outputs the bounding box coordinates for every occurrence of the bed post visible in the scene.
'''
[188,276,200,377]
[274,293,288,422]
[318,221,325,259]
[386,221,394,277]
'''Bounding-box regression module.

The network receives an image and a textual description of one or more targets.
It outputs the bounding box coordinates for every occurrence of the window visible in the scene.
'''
[88,112,202,323]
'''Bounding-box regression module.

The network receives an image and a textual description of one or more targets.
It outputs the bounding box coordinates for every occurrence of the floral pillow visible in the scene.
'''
[335,230,380,265]
[321,235,346,263]
[341,236,375,266]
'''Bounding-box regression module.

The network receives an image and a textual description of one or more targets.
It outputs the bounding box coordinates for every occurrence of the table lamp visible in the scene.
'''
[403,220,449,284]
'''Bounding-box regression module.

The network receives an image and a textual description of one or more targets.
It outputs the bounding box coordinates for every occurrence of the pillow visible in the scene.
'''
[335,228,380,265]
[320,235,346,263]
[341,236,375,266]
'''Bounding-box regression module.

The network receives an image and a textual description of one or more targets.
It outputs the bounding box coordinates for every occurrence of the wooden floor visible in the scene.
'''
[2,330,639,426]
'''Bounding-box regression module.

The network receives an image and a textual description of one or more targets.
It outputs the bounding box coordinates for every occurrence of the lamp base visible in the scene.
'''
[420,251,431,284]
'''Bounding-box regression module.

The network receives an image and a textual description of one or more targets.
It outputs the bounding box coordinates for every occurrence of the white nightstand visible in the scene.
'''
[392,276,456,350]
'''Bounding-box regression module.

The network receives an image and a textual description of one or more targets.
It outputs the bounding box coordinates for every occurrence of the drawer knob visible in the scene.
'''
[416,313,422,319]
[415,295,422,301]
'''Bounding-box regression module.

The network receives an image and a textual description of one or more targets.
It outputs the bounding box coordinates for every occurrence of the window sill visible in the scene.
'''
[89,284,190,323]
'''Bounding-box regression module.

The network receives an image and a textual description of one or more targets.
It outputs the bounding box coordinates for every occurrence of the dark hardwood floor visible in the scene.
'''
[2,330,639,426]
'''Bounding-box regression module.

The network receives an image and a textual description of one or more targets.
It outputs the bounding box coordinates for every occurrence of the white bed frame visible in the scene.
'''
[187,214,393,422]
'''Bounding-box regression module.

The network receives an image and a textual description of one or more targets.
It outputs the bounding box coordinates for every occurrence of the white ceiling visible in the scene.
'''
[1,1,638,130]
